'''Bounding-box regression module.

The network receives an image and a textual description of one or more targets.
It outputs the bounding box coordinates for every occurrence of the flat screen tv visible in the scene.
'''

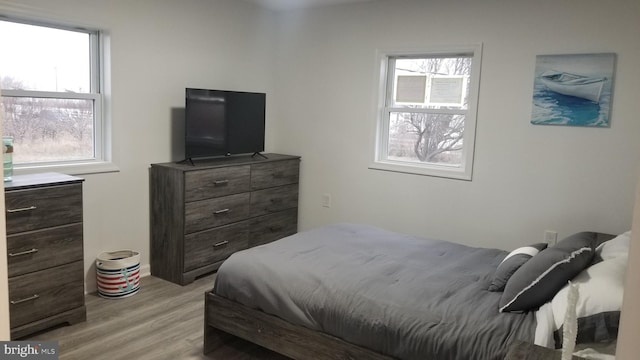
[184,88,265,160]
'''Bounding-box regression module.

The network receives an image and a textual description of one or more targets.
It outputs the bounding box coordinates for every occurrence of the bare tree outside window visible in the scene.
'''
[0,19,101,166]
[372,46,481,180]
[388,112,464,163]
[1,77,94,163]
[387,57,471,166]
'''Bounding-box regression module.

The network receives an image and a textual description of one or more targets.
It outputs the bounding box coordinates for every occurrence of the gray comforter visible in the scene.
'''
[214,223,536,360]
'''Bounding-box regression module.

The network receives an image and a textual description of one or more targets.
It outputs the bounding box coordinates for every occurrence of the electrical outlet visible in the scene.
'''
[544,230,558,246]
[321,193,332,208]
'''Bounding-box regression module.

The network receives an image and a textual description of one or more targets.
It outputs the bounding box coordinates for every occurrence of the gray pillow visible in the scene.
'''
[499,232,596,313]
[488,243,548,292]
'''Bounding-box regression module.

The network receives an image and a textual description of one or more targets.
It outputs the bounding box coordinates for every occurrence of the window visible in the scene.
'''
[371,45,482,180]
[0,18,108,171]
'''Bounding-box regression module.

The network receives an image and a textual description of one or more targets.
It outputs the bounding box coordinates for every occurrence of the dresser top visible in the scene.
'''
[151,153,300,171]
[4,172,84,191]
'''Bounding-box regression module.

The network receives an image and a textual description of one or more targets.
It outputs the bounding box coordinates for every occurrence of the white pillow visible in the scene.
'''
[595,231,630,260]
[550,254,627,346]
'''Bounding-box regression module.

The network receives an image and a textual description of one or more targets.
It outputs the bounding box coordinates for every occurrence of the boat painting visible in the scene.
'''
[531,53,615,127]
[538,70,606,103]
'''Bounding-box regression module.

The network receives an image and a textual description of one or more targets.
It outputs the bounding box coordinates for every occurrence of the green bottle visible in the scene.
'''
[3,136,14,182]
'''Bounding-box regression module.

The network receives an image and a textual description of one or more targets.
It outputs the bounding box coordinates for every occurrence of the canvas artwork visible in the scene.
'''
[531,53,616,127]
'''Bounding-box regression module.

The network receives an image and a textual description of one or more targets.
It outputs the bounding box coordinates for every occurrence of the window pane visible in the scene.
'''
[1,96,94,163]
[387,112,464,166]
[0,20,90,92]
[392,57,472,110]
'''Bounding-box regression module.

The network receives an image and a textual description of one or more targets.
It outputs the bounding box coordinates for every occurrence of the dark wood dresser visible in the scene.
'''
[150,154,300,285]
[4,172,86,339]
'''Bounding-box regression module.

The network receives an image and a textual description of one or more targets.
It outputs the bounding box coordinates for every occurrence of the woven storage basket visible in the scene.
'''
[96,250,141,299]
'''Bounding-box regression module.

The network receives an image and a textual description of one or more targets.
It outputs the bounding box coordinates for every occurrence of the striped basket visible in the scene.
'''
[96,250,141,299]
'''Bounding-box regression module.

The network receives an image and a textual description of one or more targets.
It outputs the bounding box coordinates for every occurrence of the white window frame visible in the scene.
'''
[370,44,482,180]
[0,16,116,175]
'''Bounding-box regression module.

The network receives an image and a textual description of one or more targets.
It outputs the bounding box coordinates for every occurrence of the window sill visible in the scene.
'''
[369,160,471,181]
[13,161,120,177]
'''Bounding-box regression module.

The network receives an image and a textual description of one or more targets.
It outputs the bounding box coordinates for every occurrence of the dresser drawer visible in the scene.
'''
[184,221,249,272]
[251,160,299,190]
[7,223,83,277]
[185,165,251,202]
[249,209,298,247]
[251,184,299,217]
[9,261,84,328]
[5,184,82,235]
[184,193,251,234]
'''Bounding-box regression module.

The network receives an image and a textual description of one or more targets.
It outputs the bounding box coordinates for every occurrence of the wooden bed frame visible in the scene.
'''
[202,232,617,359]
[203,291,394,359]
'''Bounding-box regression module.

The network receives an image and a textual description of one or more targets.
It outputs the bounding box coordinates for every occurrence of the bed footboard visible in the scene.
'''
[203,291,395,360]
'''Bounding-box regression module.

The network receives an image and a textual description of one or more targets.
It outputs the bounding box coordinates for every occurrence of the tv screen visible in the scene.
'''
[185,88,265,159]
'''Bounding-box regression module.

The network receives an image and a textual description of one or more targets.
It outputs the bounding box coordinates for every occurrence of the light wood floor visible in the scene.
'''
[25,274,289,360]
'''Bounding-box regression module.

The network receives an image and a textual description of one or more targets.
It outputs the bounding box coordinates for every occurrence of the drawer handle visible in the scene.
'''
[8,248,38,257]
[10,294,39,305]
[273,172,284,178]
[269,225,284,232]
[213,208,230,215]
[213,240,229,247]
[213,180,229,186]
[7,205,37,213]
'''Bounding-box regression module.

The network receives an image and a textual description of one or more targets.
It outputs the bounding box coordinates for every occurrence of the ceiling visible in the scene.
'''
[244,0,378,11]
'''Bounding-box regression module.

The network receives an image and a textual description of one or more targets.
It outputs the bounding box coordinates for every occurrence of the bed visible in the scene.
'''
[203,223,626,359]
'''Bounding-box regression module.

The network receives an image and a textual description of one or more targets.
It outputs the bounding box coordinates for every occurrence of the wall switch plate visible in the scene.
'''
[321,193,332,208]
[544,230,558,246]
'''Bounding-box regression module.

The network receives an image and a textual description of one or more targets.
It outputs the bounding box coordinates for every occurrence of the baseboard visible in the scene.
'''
[139,263,151,278]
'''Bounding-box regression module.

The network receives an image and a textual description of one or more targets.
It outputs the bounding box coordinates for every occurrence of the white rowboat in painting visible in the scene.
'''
[539,70,606,103]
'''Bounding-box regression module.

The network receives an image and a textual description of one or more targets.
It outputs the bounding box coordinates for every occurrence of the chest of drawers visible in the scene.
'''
[4,172,86,339]
[150,154,300,285]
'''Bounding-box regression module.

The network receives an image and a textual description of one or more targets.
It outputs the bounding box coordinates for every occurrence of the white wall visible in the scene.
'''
[0,0,277,291]
[617,174,640,359]
[270,0,640,249]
